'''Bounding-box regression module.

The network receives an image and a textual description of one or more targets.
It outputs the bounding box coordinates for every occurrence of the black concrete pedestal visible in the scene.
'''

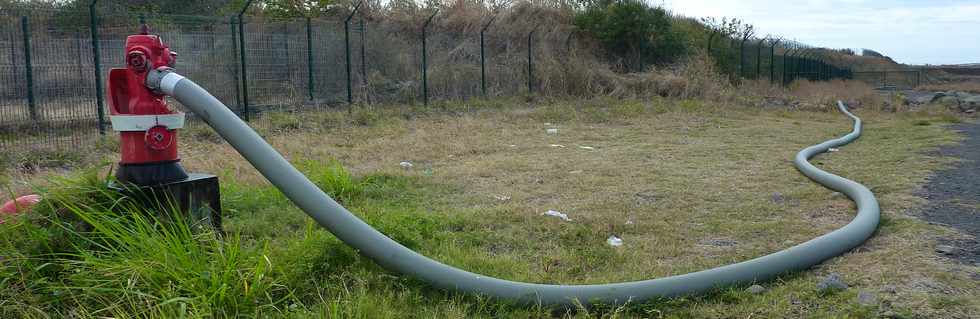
[111,173,222,232]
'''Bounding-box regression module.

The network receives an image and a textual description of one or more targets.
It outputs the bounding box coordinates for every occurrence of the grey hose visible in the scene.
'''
[158,71,879,307]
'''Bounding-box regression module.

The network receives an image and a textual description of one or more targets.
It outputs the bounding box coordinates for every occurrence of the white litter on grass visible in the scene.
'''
[607,235,624,247]
[542,210,572,222]
[578,146,596,150]
[828,148,840,152]
[544,122,553,126]
[509,144,517,147]
[493,195,511,201]
[399,161,414,168]
[546,128,559,135]
[569,170,583,174]
[550,144,566,148]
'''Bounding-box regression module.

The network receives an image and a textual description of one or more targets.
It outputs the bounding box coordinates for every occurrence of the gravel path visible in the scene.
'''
[919,122,980,265]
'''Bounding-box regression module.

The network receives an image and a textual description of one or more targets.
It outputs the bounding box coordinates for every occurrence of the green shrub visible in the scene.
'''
[574,0,686,71]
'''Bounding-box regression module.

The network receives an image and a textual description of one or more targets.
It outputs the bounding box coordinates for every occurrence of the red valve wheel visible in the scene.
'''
[144,125,174,151]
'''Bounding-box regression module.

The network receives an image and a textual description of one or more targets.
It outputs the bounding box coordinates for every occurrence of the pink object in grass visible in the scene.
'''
[0,194,41,222]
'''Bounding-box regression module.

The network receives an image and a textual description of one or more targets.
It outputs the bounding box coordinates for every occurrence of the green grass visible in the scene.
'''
[1,99,976,318]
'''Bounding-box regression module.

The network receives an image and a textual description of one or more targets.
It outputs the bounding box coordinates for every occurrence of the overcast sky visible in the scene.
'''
[660,0,980,65]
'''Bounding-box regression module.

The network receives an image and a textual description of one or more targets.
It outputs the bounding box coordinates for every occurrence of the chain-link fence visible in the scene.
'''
[0,6,582,152]
[852,70,922,89]
[2,4,863,153]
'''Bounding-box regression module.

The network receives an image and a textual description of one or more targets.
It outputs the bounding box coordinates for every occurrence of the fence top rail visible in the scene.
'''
[852,70,921,74]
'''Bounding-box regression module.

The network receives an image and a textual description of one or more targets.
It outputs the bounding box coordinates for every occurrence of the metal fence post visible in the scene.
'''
[306,17,313,101]
[421,10,438,106]
[480,16,495,97]
[527,27,536,94]
[236,0,253,121]
[21,16,37,123]
[769,39,781,83]
[755,39,764,79]
[739,35,749,78]
[359,18,366,87]
[344,1,362,105]
[782,49,795,86]
[229,16,242,111]
[89,0,106,134]
[283,23,290,86]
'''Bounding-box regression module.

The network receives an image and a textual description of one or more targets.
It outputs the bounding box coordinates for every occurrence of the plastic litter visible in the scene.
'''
[399,161,414,168]
[0,194,41,223]
[578,146,595,150]
[550,144,566,148]
[494,195,511,201]
[829,148,840,152]
[607,235,624,247]
[546,128,558,135]
[542,210,572,221]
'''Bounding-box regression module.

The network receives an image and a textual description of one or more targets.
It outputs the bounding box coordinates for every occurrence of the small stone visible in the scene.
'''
[856,290,877,306]
[936,244,959,255]
[817,273,848,292]
[746,284,766,294]
[881,285,897,294]
[771,192,785,204]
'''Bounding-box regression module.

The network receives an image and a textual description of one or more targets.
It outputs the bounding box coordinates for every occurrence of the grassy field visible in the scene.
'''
[1,96,978,318]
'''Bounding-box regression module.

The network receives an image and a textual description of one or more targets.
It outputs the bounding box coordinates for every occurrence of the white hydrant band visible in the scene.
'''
[109,113,186,131]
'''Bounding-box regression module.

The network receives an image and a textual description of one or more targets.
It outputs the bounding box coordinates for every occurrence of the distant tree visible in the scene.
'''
[574,0,684,71]
[263,0,338,18]
[861,49,885,58]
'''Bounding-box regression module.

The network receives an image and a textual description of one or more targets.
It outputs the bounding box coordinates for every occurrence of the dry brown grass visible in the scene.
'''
[919,81,980,94]
[3,96,977,316]
[173,98,979,317]
[789,79,885,110]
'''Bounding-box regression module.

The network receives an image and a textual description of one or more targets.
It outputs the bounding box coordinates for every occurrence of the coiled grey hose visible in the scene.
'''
[157,71,879,307]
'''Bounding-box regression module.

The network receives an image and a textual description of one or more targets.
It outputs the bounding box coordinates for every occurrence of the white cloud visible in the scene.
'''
[660,0,980,65]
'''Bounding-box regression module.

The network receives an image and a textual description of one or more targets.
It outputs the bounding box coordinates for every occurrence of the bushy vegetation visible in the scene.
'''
[573,0,685,71]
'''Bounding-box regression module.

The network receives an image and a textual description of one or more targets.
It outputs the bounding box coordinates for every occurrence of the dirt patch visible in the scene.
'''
[918,121,980,265]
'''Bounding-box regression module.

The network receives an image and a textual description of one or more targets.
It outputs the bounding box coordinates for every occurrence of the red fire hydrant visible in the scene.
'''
[108,27,188,186]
